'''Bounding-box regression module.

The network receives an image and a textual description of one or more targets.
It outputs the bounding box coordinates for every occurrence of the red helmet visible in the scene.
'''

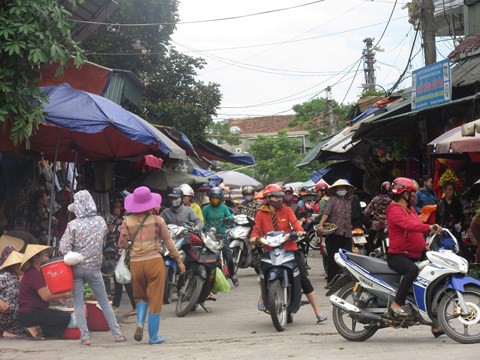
[263,184,284,197]
[315,180,329,191]
[381,181,391,191]
[391,177,416,195]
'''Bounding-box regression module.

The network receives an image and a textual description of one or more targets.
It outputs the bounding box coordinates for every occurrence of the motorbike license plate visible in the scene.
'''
[353,236,367,244]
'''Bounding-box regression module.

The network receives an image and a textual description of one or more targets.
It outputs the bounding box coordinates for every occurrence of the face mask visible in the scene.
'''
[244,195,254,202]
[336,190,347,197]
[284,194,293,203]
[269,199,283,209]
[171,198,182,208]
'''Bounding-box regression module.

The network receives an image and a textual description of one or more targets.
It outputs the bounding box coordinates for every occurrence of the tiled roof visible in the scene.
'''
[449,34,480,60]
[228,115,312,135]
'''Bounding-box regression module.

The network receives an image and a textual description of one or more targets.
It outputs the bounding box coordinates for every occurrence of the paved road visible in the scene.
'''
[0,253,476,360]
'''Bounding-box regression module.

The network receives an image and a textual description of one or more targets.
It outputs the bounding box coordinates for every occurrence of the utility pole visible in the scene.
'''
[422,0,436,65]
[325,86,337,133]
[362,37,376,91]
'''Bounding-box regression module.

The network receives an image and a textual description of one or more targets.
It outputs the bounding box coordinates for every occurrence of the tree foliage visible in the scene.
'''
[0,0,84,145]
[208,120,241,146]
[240,131,311,185]
[81,0,222,141]
[289,97,351,141]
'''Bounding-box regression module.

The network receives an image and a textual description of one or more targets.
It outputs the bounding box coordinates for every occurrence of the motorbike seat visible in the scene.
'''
[346,252,398,275]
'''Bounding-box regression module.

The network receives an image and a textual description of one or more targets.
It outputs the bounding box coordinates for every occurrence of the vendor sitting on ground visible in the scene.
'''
[0,246,26,339]
[17,245,71,339]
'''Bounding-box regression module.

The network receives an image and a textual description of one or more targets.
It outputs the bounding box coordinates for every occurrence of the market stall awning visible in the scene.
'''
[194,141,256,166]
[40,59,143,108]
[0,84,184,161]
[311,161,364,188]
[428,119,480,157]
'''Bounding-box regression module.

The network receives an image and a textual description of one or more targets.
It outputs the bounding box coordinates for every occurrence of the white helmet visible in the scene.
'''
[179,184,194,197]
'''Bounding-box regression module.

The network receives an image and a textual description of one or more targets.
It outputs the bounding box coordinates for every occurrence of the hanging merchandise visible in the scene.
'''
[439,168,463,192]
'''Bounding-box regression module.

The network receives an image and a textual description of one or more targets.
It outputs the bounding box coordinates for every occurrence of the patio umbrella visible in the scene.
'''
[214,170,262,189]
[131,169,210,192]
[0,84,186,161]
[428,120,480,156]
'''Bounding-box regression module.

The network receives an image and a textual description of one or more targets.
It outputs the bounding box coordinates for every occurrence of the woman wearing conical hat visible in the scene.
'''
[17,244,71,339]
[0,246,25,339]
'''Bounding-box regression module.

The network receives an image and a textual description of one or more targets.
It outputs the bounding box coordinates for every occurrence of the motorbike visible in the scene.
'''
[259,231,302,332]
[101,241,117,296]
[175,225,223,317]
[327,229,480,344]
[228,214,262,275]
[370,228,389,260]
[163,224,187,304]
[351,228,368,255]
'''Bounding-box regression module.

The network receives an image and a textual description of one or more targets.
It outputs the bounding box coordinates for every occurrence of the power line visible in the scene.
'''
[341,59,363,104]
[388,28,420,94]
[69,0,327,26]
[373,0,398,49]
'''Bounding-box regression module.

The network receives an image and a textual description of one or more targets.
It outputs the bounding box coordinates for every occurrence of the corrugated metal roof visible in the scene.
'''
[451,55,480,87]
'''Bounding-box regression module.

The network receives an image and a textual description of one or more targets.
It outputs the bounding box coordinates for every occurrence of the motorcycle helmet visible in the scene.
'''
[391,177,416,194]
[315,180,329,191]
[208,187,224,199]
[381,181,391,191]
[263,184,284,197]
[168,187,183,198]
[283,185,294,194]
[242,186,255,196]
[179,184,194,197]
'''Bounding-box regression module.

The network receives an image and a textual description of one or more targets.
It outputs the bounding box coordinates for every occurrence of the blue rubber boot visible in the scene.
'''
[148,314,166,345]
[134,301,148,342]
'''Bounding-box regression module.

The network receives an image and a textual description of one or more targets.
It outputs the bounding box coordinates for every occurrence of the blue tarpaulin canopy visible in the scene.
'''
[0,84,186,161]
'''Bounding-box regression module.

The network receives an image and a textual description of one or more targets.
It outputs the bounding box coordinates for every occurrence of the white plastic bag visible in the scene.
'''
[114,251,131,284]
[63,251,85,266]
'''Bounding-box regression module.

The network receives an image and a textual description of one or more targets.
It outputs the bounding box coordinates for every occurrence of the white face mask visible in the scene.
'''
[336,190,348,197]
[244,195,254,202]
[171,198,182,208]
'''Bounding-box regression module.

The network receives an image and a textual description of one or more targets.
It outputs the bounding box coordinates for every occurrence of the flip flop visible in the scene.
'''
[3,334,27,340]
[388,307,408,317]
[257,301,266,312]
[114,335,127,343]
[80,339,92,346]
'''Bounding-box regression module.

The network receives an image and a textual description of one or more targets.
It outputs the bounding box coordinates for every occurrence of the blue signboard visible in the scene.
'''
[411,58,451,111]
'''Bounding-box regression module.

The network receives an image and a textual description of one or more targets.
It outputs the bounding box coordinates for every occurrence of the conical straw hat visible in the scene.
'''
[20,245,52,271]
[0,251,24,271]
[0,235,25,254]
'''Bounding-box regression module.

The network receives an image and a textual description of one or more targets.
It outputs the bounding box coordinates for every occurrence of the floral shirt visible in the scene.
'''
[59,190,107,270]
[324,195,353,238]
[29,206,50,245]
[234,200,261,219]
[0,270,23,334]
[364,194,392,231]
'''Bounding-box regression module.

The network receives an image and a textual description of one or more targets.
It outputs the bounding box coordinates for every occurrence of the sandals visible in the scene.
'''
[388,306,409,317]
[257,301,267,312]
[80,339,92,346]
[114,335,127,343]
[232,277,240,287]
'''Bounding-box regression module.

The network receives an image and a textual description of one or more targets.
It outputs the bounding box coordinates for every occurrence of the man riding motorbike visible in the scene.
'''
[250,184,327,323]
[160,188,203,232]
[178,184,204,224]
[234,186,260,219]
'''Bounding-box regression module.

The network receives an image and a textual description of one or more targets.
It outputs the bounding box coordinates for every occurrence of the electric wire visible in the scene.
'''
[69,0,327,26]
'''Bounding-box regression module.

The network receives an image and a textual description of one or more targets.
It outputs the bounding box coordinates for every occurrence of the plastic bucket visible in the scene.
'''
[56,306,86,340]
[41,257,73,295]
[85,301,110,331]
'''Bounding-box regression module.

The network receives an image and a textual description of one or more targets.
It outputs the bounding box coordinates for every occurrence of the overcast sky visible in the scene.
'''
[172,0,455,119]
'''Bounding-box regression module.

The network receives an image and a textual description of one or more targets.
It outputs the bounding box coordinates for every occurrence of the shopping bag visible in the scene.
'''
[63,251,85,266]
[114,251,131,284]
[211,267,230,294]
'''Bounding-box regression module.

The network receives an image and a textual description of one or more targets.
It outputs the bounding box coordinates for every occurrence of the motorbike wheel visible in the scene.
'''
[438,285,480,344]
[175,274,204,317]
[163,266,175,305]
[308,232,321,250]
[332,282,379,342]
[268,279,287,332]
[232,247,241,275]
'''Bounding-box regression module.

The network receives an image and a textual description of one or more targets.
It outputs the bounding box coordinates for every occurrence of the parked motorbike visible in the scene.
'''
[327,229,480,344]
[101,242,117,296]
[370,228,389,260]
[259,231,302,332]
[175,226,223,317]
[163,224,187,304]
[228,214,261,275]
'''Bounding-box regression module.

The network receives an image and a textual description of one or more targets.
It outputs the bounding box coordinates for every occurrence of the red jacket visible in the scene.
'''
[386,202,430,259]
[251,204,303,251]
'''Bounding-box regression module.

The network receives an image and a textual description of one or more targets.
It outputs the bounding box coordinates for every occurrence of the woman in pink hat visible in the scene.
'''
[118,186,185,345]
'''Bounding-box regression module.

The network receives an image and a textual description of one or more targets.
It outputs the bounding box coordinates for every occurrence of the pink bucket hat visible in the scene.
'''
[124,186,162,213]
